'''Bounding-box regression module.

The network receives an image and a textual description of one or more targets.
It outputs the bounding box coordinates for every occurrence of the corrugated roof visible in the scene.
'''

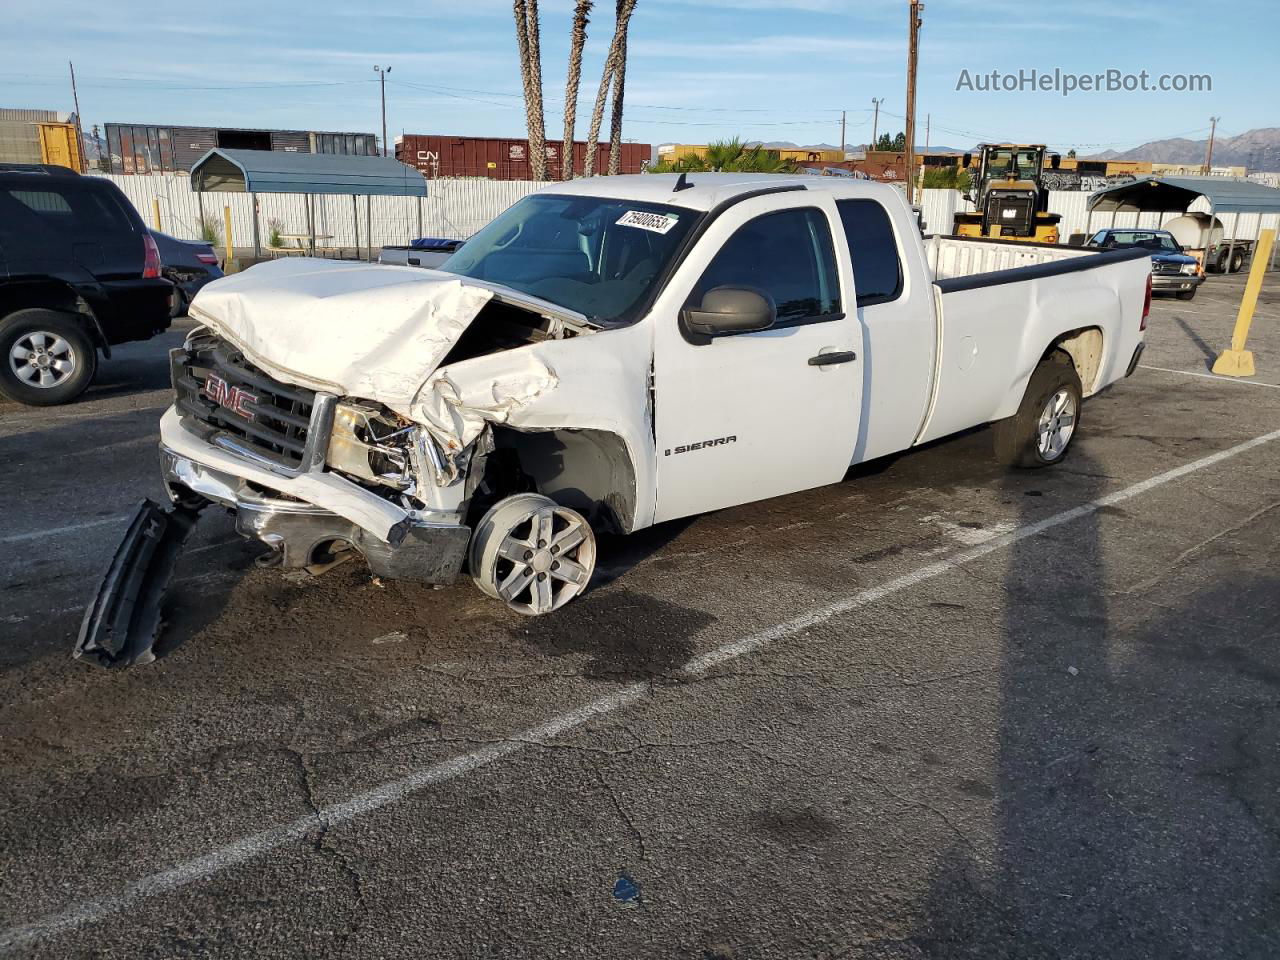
[1088,176,1280,214]
[189,148,427,197]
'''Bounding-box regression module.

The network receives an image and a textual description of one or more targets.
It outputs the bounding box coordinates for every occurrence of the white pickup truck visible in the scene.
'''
[77,174,1152,666]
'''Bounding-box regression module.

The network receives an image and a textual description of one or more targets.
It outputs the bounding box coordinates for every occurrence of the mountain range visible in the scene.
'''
[1085,128,1279,169]
[764,128,1280,171]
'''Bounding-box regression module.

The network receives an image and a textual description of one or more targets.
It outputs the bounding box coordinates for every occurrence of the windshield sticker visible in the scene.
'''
[616,210,679,234]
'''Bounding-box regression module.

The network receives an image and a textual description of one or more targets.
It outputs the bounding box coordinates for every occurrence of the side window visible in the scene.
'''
[836,199,903,307]
[690,207,841,326]
[1088,230,1108,247]
[5,185,133,242]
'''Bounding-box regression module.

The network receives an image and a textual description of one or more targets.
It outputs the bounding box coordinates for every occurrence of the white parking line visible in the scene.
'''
[4,425,1280,953]
[1141,365,1280,389]
[0,516,127,545]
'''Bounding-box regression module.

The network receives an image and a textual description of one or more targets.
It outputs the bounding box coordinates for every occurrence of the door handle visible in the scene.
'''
[808,350,857,366]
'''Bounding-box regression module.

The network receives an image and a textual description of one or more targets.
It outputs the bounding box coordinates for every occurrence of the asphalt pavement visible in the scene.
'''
[1,271,1278,959]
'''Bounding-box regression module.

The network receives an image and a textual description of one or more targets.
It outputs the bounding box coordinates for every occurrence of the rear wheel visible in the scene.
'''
[993,350,1082,469]
[0,309,98,406]
[1230,251,1246,273]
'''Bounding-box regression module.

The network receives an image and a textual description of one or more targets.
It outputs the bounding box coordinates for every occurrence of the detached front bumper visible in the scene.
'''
[159,407,471,584]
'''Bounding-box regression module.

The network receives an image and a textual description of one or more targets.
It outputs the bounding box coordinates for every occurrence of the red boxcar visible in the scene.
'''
[395,134,650,180]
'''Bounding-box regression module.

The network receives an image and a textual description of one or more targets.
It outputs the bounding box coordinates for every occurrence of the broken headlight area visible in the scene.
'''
[326,402,448,504]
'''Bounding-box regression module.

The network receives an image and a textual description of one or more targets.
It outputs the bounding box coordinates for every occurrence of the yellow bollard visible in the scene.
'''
[151,196,162,232]
[1213,228,1275,377]
[223,205,234,267]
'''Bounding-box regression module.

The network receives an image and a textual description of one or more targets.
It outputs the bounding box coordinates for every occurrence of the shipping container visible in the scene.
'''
[0,108,77,168]
[37,122,84,172]
[103,123,378,174]
[395,134,650,181]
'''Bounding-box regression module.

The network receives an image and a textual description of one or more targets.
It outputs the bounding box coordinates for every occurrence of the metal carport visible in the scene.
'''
[1088,176,1280,269]
[188,147,428,259]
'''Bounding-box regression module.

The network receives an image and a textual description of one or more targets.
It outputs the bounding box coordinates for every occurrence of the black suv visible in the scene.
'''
[0,163,173,405]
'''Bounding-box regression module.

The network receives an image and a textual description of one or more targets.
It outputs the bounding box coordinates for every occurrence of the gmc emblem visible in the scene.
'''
[203,373,257,420]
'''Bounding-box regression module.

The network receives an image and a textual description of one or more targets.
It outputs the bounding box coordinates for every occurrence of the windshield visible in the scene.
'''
[440,194,700,323]
[1108,231,1181,253]
[986,148,1042,180]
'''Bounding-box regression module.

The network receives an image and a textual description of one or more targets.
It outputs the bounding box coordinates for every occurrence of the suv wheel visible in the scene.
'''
[0,309,98,406]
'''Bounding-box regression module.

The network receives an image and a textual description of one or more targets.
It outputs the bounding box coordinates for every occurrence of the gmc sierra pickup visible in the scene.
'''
[78,173,1152,666]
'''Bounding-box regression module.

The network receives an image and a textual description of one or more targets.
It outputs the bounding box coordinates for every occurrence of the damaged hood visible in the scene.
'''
[188,257,588,414]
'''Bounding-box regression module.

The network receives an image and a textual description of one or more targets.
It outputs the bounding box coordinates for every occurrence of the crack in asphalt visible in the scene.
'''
[283,747,369,955]
[1118,500,1280,596]
[590,762,647,862]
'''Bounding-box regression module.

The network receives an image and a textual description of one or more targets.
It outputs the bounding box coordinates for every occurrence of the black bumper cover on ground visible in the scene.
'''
[74,498,204,668]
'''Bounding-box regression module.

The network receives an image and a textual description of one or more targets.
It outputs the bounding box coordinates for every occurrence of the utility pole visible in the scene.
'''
[1202,116,1219,175]
[68,61,86,173]
[840,110,847,157]
[904,0,923,204]
[870,97,884,149]
[917,112,931,196]
[373,65,392,157]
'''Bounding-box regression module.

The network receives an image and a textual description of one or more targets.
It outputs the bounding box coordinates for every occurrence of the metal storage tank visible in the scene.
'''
[395,134,650,180]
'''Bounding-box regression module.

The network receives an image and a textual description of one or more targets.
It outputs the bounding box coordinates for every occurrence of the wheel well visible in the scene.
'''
[0,282,105,349]
[474,426,638,535]
[1044,326,1103,396]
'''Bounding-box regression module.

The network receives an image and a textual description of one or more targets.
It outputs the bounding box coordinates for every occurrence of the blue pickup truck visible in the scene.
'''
[1084,227,1204,301]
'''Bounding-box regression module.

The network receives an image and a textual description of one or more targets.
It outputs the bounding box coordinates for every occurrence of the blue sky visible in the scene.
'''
[4,0,1276,154]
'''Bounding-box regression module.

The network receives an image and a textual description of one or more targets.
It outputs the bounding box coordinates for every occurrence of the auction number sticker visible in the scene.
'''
[617,210,679,234]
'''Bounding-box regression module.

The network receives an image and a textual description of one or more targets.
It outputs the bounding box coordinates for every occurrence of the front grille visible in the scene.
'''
[1152,262,1183,275]
[172,335,320,471]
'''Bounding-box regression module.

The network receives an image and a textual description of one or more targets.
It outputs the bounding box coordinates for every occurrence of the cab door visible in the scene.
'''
[651,193,862,523]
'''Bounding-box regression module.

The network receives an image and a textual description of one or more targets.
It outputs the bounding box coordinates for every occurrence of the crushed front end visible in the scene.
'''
[76,328,475,667]
[163,328,473,579]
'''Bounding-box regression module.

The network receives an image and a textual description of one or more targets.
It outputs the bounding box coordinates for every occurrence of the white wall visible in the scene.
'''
[93,172,541,250]
[95,173,1279,253]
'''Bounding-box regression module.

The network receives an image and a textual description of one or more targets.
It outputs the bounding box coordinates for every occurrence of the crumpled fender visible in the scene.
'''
[413,324,657,528]
[412,351,560,465]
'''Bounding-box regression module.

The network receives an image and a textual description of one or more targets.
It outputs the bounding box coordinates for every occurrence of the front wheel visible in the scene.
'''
[0,309,98,406]
[469,493,596,615]
[993,350,1082,469]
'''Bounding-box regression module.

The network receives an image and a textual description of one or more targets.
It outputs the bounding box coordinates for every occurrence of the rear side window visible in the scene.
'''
[2,184,135,242]
[836,199,903,307]
[691,207,841,326]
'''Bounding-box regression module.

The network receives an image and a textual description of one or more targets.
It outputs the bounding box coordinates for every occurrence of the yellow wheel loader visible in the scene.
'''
[953,144,1062,244]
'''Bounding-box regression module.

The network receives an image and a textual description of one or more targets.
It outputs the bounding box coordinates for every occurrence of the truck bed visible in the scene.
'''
[915,234,1151,446]
[925,234,1095,281]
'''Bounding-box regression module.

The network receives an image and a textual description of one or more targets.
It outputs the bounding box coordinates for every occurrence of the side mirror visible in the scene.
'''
[962,152,972,168]
[682,286,776,341]
[961,192,973,203]
[1050,154,1061,169]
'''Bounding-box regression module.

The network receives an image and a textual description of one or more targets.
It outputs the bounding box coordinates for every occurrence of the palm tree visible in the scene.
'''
[606,0,637,175]
[513,0,548,181]
[561,0,592,181]
[584,0,638,176]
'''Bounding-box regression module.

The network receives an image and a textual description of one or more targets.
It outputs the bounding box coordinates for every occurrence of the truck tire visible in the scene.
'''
[1214,251,1230,274]
[992,350,1082,469]
[469,493,596,616]
[1230,251,1245,273]
[0,309,98,406]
